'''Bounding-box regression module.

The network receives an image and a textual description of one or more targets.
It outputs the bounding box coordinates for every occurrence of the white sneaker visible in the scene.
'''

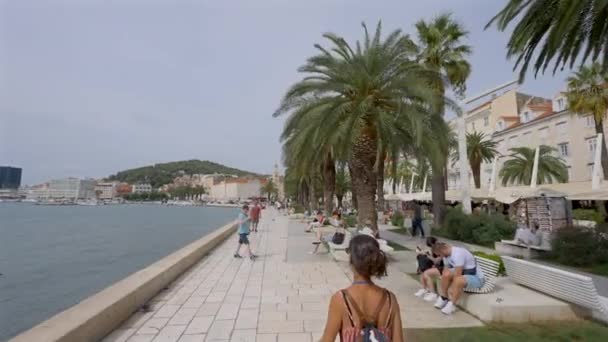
[414,289,428,297]
[423,292,438,302]
[434,297,448,309]
[441,301,457,315]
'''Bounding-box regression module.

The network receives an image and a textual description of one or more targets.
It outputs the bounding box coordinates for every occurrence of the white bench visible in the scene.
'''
[327,234,394,261]
[464,256,500,294]
[502,256,608,322]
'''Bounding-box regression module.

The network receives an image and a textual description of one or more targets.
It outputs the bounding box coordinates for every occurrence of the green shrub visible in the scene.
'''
[344,215,357,228]
[550,225,608,267]
[572,208,604,224]
[437,206,516,247]
[473,251,506,276]
[391,210,405,228]
[293,204,305,214]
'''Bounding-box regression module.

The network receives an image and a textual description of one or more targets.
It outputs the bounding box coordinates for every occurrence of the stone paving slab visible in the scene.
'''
[103,210,481,342]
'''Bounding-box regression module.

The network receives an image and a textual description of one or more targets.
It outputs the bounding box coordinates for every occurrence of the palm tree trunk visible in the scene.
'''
[391,156,398,194]
[348,164,358,210]
[376,148,386,212]
[595,119,608,180]
[323,154,336,215]
[471,161,481,189]
[432,168,446,226]
[336,194,344,209]
[349,124,378,232]
[309,179,317,212]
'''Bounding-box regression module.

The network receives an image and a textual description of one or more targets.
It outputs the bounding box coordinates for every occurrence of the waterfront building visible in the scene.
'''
[116,183,133,195]
[271,163,285,200]
[94,182,117,200]
[446,86,605,190]
[210,177,261,201]
[48,178,96,199]
[0,166,22,189]
[132,183,152,194]
[25,183,50,200]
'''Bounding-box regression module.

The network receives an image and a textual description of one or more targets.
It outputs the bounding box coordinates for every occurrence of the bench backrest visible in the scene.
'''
[475,256,500,281]
[502,256,602,312]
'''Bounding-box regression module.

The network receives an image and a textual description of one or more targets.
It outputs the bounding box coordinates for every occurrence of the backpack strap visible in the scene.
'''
[340,290,356,327]
[342,290,367,325]
[371,290,389,325]
[384,291,394,329]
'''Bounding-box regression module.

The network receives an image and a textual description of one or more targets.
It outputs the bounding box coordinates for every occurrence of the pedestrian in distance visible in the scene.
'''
[234,204,256,260]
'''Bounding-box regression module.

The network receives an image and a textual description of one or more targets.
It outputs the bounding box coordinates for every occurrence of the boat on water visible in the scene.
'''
[36,199,75,206]
[76,199,99,206]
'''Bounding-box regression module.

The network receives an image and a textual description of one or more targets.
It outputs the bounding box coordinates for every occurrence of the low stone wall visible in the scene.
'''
[10,221,238,342]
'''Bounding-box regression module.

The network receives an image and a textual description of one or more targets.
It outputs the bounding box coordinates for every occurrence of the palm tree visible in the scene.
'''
[452,132,498,188]
[500,146,568,186]
[415,13,471,225]
[335,165,350,209]
[566,62,608,179]
[487,0,608,80]
[274,22,441,232]
[261,179,278,201]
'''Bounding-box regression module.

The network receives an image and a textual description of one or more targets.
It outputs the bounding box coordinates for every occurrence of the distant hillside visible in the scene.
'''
[108,159,261,188]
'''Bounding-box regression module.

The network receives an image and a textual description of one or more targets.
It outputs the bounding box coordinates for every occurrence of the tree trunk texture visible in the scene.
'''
[376,148,386,212]
[323,154,336,215]
[471,161,481,189]
[336,195,344,209]
[349,164,358,210]
[596,119,608,180]
[432,170,446,227]
[349,124,378,232]
[309,179,317,212]
[391,158,398,194]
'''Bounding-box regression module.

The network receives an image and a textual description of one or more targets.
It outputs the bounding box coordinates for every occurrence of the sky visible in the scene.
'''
[0,0,573,185]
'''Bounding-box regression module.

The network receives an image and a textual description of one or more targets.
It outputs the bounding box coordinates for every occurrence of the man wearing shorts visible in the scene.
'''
[234,205,256,260]
[250,201,261,232]
[431,242,484,315]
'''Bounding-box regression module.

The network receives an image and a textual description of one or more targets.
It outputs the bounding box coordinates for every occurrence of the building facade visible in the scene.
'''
[94,182,117,200]
[447,87,603,190]
[0,166,22,189]
[132,183,152,193]
[210,178,261,201]
[48,178,96,199]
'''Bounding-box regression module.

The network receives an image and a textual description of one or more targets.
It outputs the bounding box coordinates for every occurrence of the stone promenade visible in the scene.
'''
[102,209,481,342]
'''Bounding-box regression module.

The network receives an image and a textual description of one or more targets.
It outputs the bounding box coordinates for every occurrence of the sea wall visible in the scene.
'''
[10,221,237,342]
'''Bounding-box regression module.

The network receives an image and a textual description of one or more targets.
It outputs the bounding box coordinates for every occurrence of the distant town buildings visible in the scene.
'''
[272,163,285,200]
[210,177,262,201]
[47,178,96,200]
[94,182,117,200]
[132,183,152,193]
[0,166,22,189]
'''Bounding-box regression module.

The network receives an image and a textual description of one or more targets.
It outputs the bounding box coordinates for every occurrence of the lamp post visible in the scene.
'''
[457,79,518,214]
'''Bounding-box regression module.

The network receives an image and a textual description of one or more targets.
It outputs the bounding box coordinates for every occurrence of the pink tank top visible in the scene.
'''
[340,289,393,341]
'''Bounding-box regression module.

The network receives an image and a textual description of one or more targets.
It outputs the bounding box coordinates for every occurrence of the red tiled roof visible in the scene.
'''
[505,111,555,130]
[467,100,492,114]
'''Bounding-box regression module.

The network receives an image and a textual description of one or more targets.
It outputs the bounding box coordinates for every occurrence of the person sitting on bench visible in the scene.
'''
[311,213,345,254]
[431,242,484,315]
[414,237,444,303]
[305,211,325,232]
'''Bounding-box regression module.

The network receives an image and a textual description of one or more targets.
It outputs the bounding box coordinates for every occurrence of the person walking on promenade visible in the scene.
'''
[320,235,404,342]
[234,204,256,260]
[250,201,262,232]
[412,201,425,238]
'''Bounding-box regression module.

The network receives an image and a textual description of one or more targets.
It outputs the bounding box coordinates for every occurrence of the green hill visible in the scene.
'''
[108,159,261,188]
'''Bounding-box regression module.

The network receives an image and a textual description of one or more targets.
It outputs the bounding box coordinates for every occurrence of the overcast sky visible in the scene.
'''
[1,0,572,185]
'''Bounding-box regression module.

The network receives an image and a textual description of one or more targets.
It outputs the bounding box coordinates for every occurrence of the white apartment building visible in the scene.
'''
[447,87,604,190]
[48,178,96,199]
[210,178,261,201]
[132,183,152,193]
[94,182,117,200]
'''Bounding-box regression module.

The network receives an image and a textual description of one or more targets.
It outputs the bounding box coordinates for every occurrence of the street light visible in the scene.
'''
[457,79,518,214]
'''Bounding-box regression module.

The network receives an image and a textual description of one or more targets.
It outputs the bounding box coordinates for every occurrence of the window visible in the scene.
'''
[587,137,597,155]
[539,127,549,140]
[585,116,595,128]
[558,142,569,157]
[556,122,567,136]
[484,116,489,127]
[471,121,476,131]
[523,111,530,123]
[588,164,595,179]
[497,120,504,131]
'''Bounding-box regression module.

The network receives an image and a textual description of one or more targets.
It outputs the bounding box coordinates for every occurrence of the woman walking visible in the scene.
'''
[320,235,404,341]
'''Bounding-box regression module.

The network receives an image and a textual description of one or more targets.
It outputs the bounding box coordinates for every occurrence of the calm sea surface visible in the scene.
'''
[0,203,237,340]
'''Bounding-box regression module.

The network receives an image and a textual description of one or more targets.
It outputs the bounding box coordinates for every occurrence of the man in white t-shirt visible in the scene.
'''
[430,242,484,315]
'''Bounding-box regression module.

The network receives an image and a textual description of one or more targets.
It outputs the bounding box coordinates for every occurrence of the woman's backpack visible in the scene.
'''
[341,290,392,342]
